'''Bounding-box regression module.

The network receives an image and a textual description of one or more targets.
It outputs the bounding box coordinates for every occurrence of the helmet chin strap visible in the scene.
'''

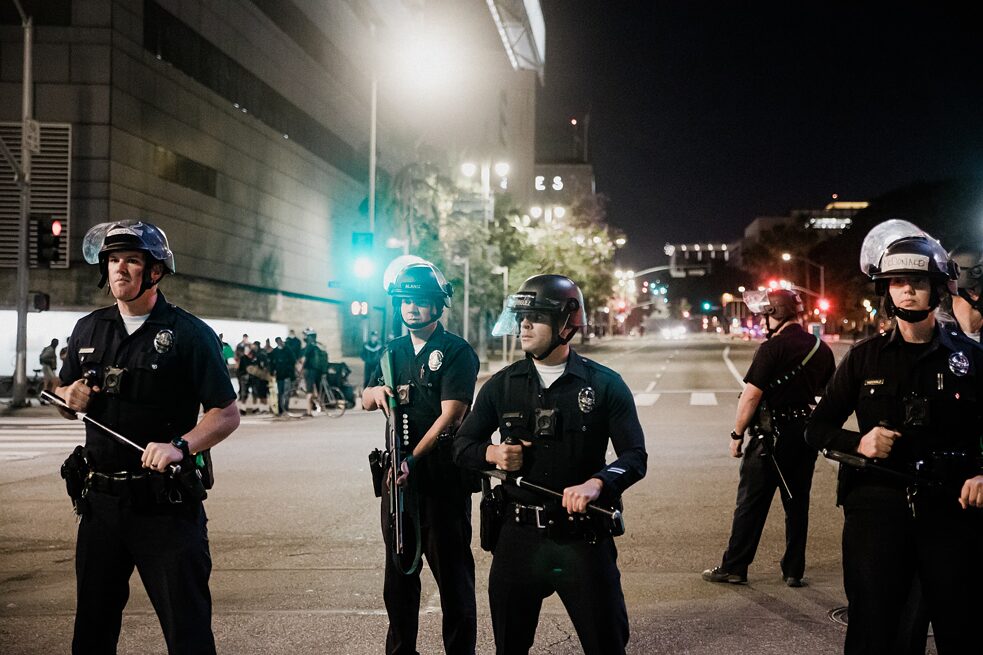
[885,289,938,323]
[530,315,576,361]
[958,289,983,314]
[397,298,442,330]
[764,315,790,340]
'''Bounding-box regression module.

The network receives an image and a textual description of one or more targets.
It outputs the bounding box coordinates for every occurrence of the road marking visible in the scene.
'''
[722,346,746,389]
[644,381,656,392]
[633,393,661,406]
[690,392,718,406]
[0,451,46,461]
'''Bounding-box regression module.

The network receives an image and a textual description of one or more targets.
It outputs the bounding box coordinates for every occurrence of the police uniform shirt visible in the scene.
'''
[60,292,236,473]
[371,323,480,493]
[454,349,647,506]
[807,324,983,490]
[743,323,836,410]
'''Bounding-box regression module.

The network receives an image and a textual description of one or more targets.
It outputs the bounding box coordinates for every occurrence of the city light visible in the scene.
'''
[818,298,831,312]
[494,162,510,177]
[553,206,566,218]
[460,162,477,177]
[530,206,543,218]
[353,256,374,279]
[782,252,792,262]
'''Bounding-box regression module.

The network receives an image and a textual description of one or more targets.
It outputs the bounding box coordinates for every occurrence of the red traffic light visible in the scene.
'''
[818,298,831,312]
[51,219,62,236]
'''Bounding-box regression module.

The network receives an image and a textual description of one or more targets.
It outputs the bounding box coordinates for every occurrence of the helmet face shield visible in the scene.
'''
[83,220,175,272]
[859,219,925,278]
[742,289,771,314]
[491,292,538,337]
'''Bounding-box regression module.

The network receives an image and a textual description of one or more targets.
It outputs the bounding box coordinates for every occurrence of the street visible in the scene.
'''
[0,334,899,654]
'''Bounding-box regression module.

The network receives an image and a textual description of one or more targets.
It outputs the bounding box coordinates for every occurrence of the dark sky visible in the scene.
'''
[536,1,983,268]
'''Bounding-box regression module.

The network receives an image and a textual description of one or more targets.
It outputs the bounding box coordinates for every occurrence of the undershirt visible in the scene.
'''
[121,313,149,335]
[533,360,567,389]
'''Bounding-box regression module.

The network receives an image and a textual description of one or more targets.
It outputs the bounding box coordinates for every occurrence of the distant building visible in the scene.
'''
[0,0,543,365]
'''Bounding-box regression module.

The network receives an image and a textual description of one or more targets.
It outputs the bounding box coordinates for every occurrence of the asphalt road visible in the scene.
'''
[0,333,925,654]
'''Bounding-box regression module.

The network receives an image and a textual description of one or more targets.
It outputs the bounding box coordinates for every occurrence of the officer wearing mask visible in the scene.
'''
[703,288,834,587]
[806,221,983,654]
[453,275,647,655]
[55,220,239,655]
[362,261,480,655]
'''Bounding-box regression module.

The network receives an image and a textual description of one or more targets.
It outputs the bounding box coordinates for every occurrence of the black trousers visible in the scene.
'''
[488,520,629,655]
[720,428,817,578]
[842,483,983,655]
[72,490,214,655]
[380,489,477,655]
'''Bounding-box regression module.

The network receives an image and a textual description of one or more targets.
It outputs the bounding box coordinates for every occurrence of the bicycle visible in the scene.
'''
[316,376,348,418]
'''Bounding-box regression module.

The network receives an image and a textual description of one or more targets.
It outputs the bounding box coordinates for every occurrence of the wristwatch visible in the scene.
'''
[730,430,744,441]
[171,437,191,458]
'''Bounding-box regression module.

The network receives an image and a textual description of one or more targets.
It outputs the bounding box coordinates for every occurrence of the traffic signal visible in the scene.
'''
[350,300,369,316]
[352,231,374,279]
[35,214,62,264]
[701,301,712,311]
[818,298,831,312]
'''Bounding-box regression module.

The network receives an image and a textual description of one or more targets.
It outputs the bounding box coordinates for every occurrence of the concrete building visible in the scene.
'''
[0,0,543,371]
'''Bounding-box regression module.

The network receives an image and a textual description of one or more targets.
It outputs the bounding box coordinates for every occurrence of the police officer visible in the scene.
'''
[361,329,384,390]
[362,261,480,655]
[453,275,647,655]
[702,288,835,586]
[55,220,239,655]
[806,224,983,654]
[948,243,983,342]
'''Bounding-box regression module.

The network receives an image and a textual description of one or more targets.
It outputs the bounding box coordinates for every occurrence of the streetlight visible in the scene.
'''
[492,265,509,363]
[780,252,825,299]
[452,255,470,342]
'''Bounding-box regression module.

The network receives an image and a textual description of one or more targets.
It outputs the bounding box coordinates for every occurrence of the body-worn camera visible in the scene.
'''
[534,408,557,438]
[396,384,411,406]
[103,366,126,395]
[903,393,930,429]
[501,411,531,443]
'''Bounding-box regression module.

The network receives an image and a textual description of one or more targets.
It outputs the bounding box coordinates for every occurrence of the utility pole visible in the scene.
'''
[1,1,35,408]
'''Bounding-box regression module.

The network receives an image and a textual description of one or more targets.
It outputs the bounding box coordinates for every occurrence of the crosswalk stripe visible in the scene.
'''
[633,393,661,406]
[0,451,45,461]
[690,392,718,406]
[0,442,81,450]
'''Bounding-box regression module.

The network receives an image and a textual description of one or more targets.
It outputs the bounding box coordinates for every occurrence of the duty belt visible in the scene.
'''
[87,471,151,495]
[771,407,811,421]
[508,501,600,538]
[510,501,551,529]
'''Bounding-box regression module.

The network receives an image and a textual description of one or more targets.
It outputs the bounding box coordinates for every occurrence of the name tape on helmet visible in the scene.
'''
[882,254,929,272]
[511,294,535,308]
[107,225,143,238]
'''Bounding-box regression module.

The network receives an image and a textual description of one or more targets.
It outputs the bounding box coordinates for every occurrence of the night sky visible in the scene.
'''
[536,1,983,268]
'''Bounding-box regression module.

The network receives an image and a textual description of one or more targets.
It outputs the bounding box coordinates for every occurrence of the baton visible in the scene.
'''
[822,448,916,484]
[481,468,623,522]
[41,391,181,476]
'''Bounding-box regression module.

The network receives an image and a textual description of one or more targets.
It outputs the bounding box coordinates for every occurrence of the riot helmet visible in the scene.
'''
[82,220,175,300]
[493,274,587,360]
[949,243,983,313]
[860,221,956,322]
[387,261,452,329]
[742,288,804,337]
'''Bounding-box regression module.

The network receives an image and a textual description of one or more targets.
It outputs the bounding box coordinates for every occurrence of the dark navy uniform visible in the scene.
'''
[807,325,983,654]
[453,349,647,655]
[719,323,834,580]
[60,292,235,655]
[371,322,480,655]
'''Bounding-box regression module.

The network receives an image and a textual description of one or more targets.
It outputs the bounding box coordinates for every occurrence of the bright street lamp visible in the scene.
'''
[779,252,825,299]
[493,162,510,177]
[461,162,477,178]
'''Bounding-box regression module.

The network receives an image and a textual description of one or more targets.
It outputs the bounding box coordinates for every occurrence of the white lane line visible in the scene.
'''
[0,452,44,461]
[0,441,81,449]
[690,392,718,406]
[722,346,746,389]
[644,381,656,392]
[634,393,661,406]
